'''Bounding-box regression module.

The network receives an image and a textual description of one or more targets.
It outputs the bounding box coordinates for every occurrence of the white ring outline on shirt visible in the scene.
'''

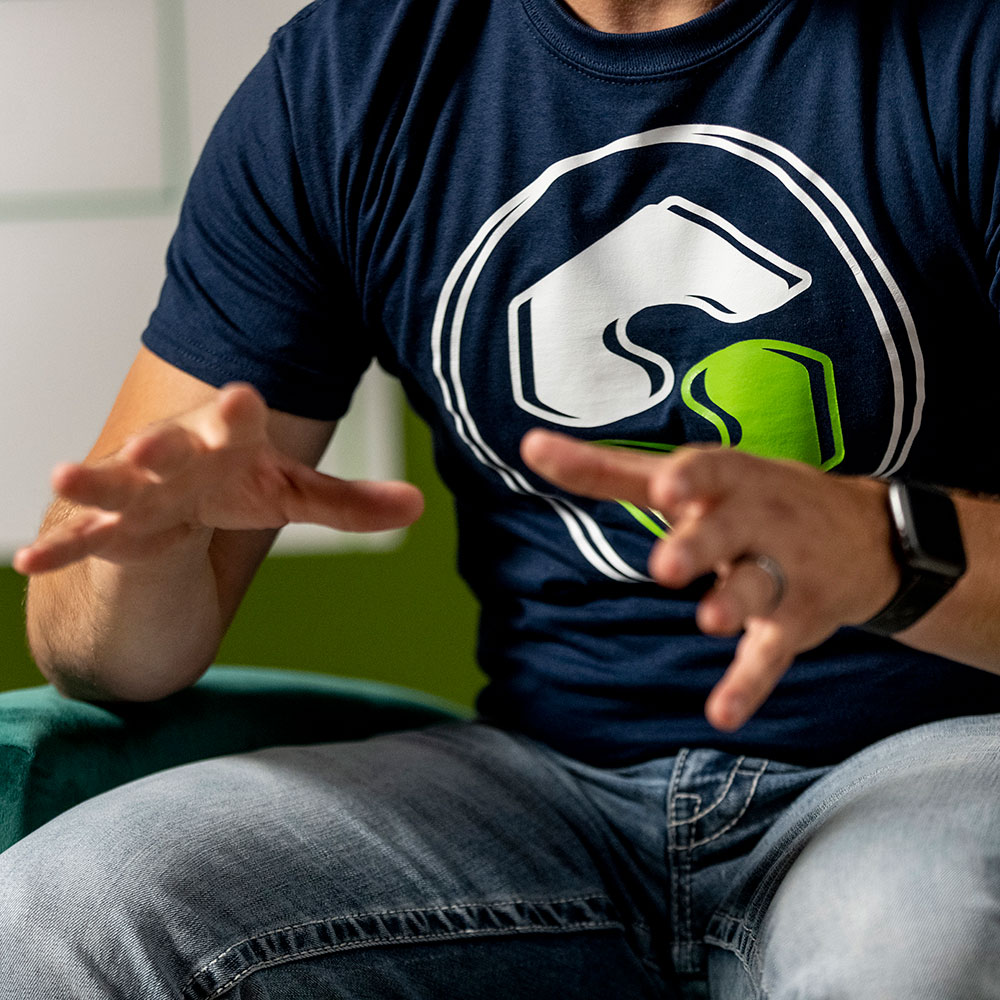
[430,124,923,583]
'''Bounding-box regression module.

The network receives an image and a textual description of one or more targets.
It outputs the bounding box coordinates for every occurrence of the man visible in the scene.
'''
[2,0,999,996]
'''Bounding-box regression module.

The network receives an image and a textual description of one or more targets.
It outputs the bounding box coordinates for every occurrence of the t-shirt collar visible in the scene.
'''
[519,0,790,78]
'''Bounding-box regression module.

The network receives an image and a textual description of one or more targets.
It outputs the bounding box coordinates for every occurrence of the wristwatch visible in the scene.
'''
[861,479,967,636]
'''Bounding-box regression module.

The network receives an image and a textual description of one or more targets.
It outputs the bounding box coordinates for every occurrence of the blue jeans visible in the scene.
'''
[0,715,998,999]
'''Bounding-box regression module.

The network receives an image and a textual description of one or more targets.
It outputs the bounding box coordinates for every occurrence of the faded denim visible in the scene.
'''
[0,715,997,998]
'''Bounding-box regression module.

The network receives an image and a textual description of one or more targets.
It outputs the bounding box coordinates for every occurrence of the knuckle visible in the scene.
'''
[669,447,705,479]
[785,571,828,617]
[760,494,798,523]
[646,461,680,510]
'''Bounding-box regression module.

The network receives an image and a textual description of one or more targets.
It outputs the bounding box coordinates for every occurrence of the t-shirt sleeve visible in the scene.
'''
[959,6,1000,316]
[982,71,1000,315]
[142,44,370,420]
[919,1,1000,318]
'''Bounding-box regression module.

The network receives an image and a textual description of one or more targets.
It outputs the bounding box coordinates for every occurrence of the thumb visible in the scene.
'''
[289,467,425,533]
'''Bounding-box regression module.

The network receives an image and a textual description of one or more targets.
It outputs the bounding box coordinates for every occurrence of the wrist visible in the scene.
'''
[860,479,967,637]
[833,475,898,627]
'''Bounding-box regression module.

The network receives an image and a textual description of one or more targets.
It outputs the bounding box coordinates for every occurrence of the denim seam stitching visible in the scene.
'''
[183,895,617,994]
[666,755,746,827]
[737,758,928,942]
[703,924,767,997]
[190,918,625,1000]
[681,761,768,850]
[667,757,695,966]
[192,893,610,971]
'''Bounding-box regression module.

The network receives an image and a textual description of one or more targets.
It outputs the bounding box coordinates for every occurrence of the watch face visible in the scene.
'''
[892,481,967,578]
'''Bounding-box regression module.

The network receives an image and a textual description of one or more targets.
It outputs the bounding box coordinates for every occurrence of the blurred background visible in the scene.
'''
[0,0,480,704]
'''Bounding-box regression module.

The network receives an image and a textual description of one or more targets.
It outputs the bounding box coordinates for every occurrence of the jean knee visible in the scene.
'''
[757,798,1000,1000]
[0,766,241,999]
[0,834,172,996]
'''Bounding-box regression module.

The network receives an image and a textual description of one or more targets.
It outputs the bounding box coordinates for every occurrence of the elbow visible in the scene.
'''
[37,654,212,705]
[24,569,219,703]
[30,627,213,705]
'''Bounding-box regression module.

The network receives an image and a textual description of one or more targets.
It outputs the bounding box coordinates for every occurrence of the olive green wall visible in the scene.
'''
[0,406,483,706]
[0,571,31,692]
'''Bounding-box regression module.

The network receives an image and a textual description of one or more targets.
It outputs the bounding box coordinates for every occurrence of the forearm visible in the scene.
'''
[16,357,392,703]
[25,501,224,702]
[895,491,1000,673]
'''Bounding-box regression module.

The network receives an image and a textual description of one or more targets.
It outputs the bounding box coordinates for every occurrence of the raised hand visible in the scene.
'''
[521,429,899,733]
[15,383,424,576]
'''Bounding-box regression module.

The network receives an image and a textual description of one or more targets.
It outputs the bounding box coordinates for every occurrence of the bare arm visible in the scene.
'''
[895,491,1000,669]
[17,347,423,703]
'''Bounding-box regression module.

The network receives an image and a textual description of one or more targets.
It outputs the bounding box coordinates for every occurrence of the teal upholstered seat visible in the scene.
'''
[0,665,468,854]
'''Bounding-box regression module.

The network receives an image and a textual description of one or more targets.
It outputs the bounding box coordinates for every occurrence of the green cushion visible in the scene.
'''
[0,665,468,853]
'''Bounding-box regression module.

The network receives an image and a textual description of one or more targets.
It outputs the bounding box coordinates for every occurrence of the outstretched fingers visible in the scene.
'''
[520,429,696,512]
[696,557,785,636]
[283,465,425,533]
[14,509,121,574]
[705,619,798,732]
[205,383,270,447]
[118,423,200,479]
[52,420,205,512]
[50,460,151,512]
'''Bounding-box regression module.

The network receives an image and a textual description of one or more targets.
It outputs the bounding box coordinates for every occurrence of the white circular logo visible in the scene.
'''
[432,125,921,582]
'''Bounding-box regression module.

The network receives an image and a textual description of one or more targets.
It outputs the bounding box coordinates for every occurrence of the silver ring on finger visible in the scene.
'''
[738,553,787,615]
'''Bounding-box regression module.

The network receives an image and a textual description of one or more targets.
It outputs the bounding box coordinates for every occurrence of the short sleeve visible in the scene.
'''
[973,22,1000,314]
[142,44,371,420]
[983,93,1000,315]
[948,4,1000,315]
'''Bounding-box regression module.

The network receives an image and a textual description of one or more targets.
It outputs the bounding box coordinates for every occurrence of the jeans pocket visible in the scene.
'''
[668,752,770,852]
[181,896,628,999]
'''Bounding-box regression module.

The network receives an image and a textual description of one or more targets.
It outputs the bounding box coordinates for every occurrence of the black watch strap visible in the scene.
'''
[861,564,961,636]
[861,479,966,637]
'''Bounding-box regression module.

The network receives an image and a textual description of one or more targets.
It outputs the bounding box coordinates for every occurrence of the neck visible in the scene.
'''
[561,0,722,32]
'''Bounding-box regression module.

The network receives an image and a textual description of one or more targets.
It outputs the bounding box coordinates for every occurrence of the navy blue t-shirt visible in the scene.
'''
[143,0,1000,766]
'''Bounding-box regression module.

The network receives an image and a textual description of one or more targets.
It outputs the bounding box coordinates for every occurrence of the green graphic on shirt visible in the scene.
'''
[603,338,844,537]
[681,338,843,470]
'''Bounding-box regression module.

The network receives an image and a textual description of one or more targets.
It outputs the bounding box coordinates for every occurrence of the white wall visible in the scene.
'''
[0,0,403,560]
